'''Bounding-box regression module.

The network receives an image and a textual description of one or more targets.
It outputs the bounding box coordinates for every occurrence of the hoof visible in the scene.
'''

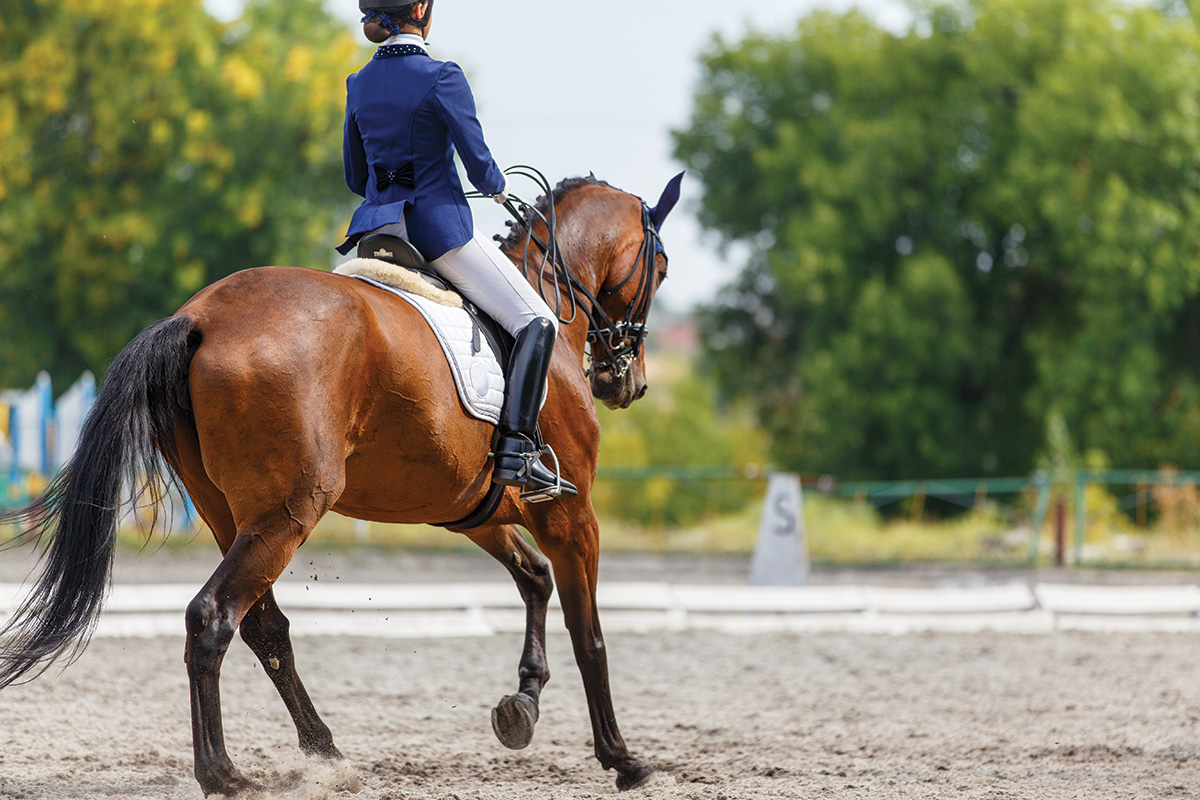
[491,693,539,750]
[200,769,263,798]
[301,741,345,761]
[615,762,657,792]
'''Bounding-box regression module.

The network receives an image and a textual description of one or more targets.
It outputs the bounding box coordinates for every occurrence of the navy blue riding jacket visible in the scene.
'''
[339,44,506,260]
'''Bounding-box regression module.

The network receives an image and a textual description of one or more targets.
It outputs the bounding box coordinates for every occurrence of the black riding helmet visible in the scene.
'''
[359,0,421,10]
[360,0,433,32]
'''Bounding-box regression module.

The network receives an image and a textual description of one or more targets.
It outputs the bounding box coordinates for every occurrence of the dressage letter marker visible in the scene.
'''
[750,472,809,586]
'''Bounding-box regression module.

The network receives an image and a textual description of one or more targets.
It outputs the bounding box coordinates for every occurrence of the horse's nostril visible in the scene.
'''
[635,384,647,400]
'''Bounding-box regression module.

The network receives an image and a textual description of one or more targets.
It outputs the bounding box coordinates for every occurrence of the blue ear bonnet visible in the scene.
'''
[648,172,684,232]
[639,204,668,263]
[645,171,684,263]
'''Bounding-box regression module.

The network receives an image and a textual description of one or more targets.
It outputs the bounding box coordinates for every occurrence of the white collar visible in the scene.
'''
[382,32,428,50]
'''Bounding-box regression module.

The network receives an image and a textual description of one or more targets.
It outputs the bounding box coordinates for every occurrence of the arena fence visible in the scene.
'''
[1,373,1195,568]
[1,371,94,508]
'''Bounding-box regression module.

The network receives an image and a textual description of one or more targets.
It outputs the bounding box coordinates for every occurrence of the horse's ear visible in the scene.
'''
[648,171,684,231]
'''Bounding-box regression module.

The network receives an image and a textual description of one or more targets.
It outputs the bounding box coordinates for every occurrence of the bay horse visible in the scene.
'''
[0,173,682,795]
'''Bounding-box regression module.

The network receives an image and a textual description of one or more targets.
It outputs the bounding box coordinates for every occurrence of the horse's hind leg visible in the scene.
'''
[239,589,342,758]
[185,501,333,796]
[175,430,343,781]
[466,525,554,750]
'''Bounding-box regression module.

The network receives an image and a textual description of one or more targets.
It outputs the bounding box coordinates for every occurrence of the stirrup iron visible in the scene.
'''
[519,444,567,504]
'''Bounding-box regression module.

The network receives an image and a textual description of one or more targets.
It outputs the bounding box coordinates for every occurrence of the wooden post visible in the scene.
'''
[910,485,926,524]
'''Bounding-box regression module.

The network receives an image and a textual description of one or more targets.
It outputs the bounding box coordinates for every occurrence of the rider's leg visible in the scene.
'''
[430,230,554,336]
[430,231,577,496]
[490,317,572,490]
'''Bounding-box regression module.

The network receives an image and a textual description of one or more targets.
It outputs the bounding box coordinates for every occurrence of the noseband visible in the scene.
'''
[497,168,663,380]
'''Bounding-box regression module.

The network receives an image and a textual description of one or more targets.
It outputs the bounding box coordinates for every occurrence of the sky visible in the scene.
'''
[206,0,912,311]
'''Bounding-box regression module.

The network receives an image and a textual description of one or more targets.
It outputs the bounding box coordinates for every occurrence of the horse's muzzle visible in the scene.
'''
[592,368,646,410]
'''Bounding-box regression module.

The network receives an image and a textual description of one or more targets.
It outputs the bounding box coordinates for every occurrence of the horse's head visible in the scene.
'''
[558,174,683,409]
[587,173,682,408]
[500,172,683,409]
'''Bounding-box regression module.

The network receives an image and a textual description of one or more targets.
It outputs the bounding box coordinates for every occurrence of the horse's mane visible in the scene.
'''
[499,174,617,252]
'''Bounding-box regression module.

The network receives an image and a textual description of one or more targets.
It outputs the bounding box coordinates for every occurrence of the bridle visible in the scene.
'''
[496,167,664,380]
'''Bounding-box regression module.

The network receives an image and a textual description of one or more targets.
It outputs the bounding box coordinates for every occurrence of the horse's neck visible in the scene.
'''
[505,218,609,359]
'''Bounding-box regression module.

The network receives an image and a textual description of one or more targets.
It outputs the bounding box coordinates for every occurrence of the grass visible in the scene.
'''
[96,484,1200,570]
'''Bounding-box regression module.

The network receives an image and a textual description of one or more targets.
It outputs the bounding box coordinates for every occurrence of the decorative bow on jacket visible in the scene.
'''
[376,162,415,190]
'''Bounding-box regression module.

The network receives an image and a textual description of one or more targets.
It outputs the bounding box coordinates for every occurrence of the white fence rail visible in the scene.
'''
[4,581,1200,638]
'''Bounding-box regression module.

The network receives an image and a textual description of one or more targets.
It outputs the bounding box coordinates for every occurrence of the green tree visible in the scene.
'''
[0,0,362,389]
[675,0,1200,479]
[594,361,767,527]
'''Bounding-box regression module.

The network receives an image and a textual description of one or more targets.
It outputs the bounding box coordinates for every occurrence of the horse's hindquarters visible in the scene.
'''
[177,266,496,530]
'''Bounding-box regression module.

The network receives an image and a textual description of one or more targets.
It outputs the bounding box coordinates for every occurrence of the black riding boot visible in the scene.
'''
[493,318,578,499]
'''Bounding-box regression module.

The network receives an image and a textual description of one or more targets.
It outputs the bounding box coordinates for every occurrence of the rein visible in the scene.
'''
[493,167,662,380]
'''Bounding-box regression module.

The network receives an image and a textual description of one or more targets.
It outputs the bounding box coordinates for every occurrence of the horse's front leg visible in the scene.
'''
[529,512,656,791]
[466,524,554,749]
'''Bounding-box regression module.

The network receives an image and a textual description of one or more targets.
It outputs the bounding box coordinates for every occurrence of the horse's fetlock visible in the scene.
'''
[518,663,550,687]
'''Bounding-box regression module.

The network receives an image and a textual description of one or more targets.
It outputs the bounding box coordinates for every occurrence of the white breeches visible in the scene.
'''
[367,219,555,337]
[430,231,557,337]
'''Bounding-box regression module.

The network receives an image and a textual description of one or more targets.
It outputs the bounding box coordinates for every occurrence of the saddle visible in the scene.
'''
[355,233,513,366]
[359,232,429,272]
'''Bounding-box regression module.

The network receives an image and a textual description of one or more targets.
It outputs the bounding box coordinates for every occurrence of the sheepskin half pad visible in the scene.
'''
[334,257,463,308]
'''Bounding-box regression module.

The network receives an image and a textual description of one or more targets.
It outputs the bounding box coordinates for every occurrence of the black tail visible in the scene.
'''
[0,316,196,687]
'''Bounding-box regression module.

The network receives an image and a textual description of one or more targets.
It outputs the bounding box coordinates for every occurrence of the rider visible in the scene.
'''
[339,0,576,499]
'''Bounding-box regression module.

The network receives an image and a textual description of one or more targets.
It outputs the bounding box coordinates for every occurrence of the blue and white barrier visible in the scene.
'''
[2,372,94,507]
[53,371,95,470]
[0,371,198,525]
[0,371,94,478]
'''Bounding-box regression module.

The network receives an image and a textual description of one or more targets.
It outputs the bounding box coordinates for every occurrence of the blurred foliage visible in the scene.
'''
[592,356,769,527]
[804,496,1020,564]
[675,0,1200,480]
[0,0,363,389]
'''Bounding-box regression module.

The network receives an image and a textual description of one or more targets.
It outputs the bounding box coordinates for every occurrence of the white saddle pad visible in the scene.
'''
[350,275,505,425]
